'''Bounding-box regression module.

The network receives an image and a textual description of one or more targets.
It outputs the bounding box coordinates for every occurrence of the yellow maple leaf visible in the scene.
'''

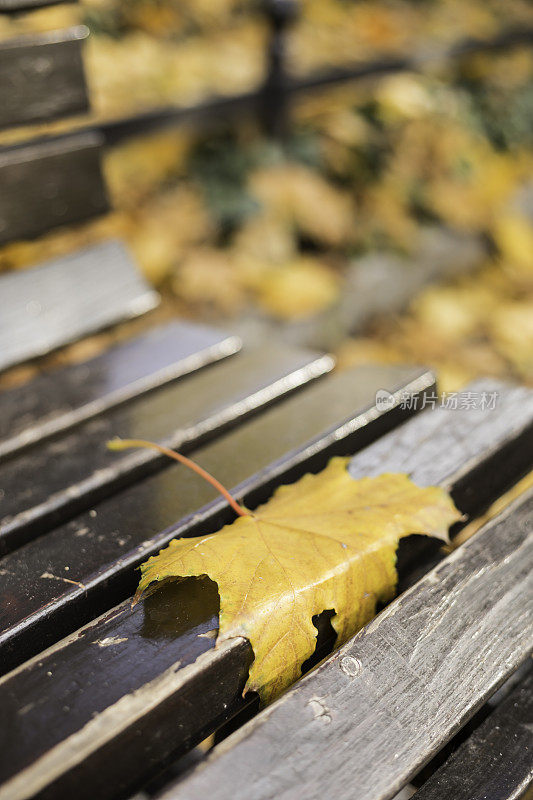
[109,441,461,705]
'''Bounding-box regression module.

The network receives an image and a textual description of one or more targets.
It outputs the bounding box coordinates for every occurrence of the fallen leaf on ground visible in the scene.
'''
[253,257,340,320]
[136,457,460,703]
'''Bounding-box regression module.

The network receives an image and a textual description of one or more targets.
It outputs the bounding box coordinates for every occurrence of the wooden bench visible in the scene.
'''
[0,5,531,800]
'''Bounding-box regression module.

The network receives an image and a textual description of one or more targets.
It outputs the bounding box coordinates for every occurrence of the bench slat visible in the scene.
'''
[0,365,432,672]
[0,132,108,245]
[1,377,531,800]
[413,667,532,800]
[0,365,432,800]
[0,344,332,553]
[0,322,240,461]
[348,381,533,519]
[0,0,74,11]
[0,28,89,131]
[165,501,532,800]
[0,240,158,373]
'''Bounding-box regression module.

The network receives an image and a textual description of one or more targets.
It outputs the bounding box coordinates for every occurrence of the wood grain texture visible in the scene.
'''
[0,28,88,130]
[0,322,241,461]
[0,132,108,245]
[165,491,532,800]
[0,345,332,553]
[0,365,431,674]
[0,367,433,800]
[0,240,158,373]
[1,377,530,800]
[413,667,532,800]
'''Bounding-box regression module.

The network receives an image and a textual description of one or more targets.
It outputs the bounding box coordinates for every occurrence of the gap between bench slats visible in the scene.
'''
[0,377,531,800]
[0,343,332,553]
[0,321,240,461]
[0,364,431,672]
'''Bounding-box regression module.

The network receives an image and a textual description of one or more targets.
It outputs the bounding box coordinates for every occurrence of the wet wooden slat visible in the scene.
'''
[0,344,333,553]
[0,365,434,800]
[1,377,532,800]
[0,365,432,673]
[0,132,108,245]
[167,504,532,799]
[0,240,158,373]
[0,578,250,800]
[348,380,533,520]
[0,322,241,461]
[0,28,89,131]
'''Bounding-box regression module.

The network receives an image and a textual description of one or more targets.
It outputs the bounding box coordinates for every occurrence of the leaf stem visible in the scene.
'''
[107,438,250,518]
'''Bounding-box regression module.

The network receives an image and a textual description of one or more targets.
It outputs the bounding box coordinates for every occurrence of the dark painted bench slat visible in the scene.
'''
[1,377,531,800]
[415,668,533,800]
[0,322,240,461]
[0,344,332,553]
[0,0,74,11]
[0,365,432,674]
[0,364,433,800]
[0,240,158,373]
[168,500,532,800]
[0,132,108,245]
[0,28,89,131]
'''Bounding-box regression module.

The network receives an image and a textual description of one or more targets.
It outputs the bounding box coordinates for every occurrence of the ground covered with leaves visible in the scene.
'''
[0,0,532,390]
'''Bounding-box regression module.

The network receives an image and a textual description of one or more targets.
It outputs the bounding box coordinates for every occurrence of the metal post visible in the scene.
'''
[261,0,299,139]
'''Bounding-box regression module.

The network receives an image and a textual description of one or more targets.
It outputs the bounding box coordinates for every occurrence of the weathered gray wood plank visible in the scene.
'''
[0,321,240,461]
[165,491,532,800]
[0,28,88,130]
[0,240,158,372]
[349,379,533,518]
[413,667,532,800]
[0,378,530,800]
[0,132,108,245]
[0,366,434,800]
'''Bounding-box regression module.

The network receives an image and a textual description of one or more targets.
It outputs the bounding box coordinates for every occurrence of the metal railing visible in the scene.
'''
[2,0,533,150]
[100,1,533,146]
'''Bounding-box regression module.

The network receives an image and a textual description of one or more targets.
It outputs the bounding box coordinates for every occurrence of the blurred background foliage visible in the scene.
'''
[0,0,532,390]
